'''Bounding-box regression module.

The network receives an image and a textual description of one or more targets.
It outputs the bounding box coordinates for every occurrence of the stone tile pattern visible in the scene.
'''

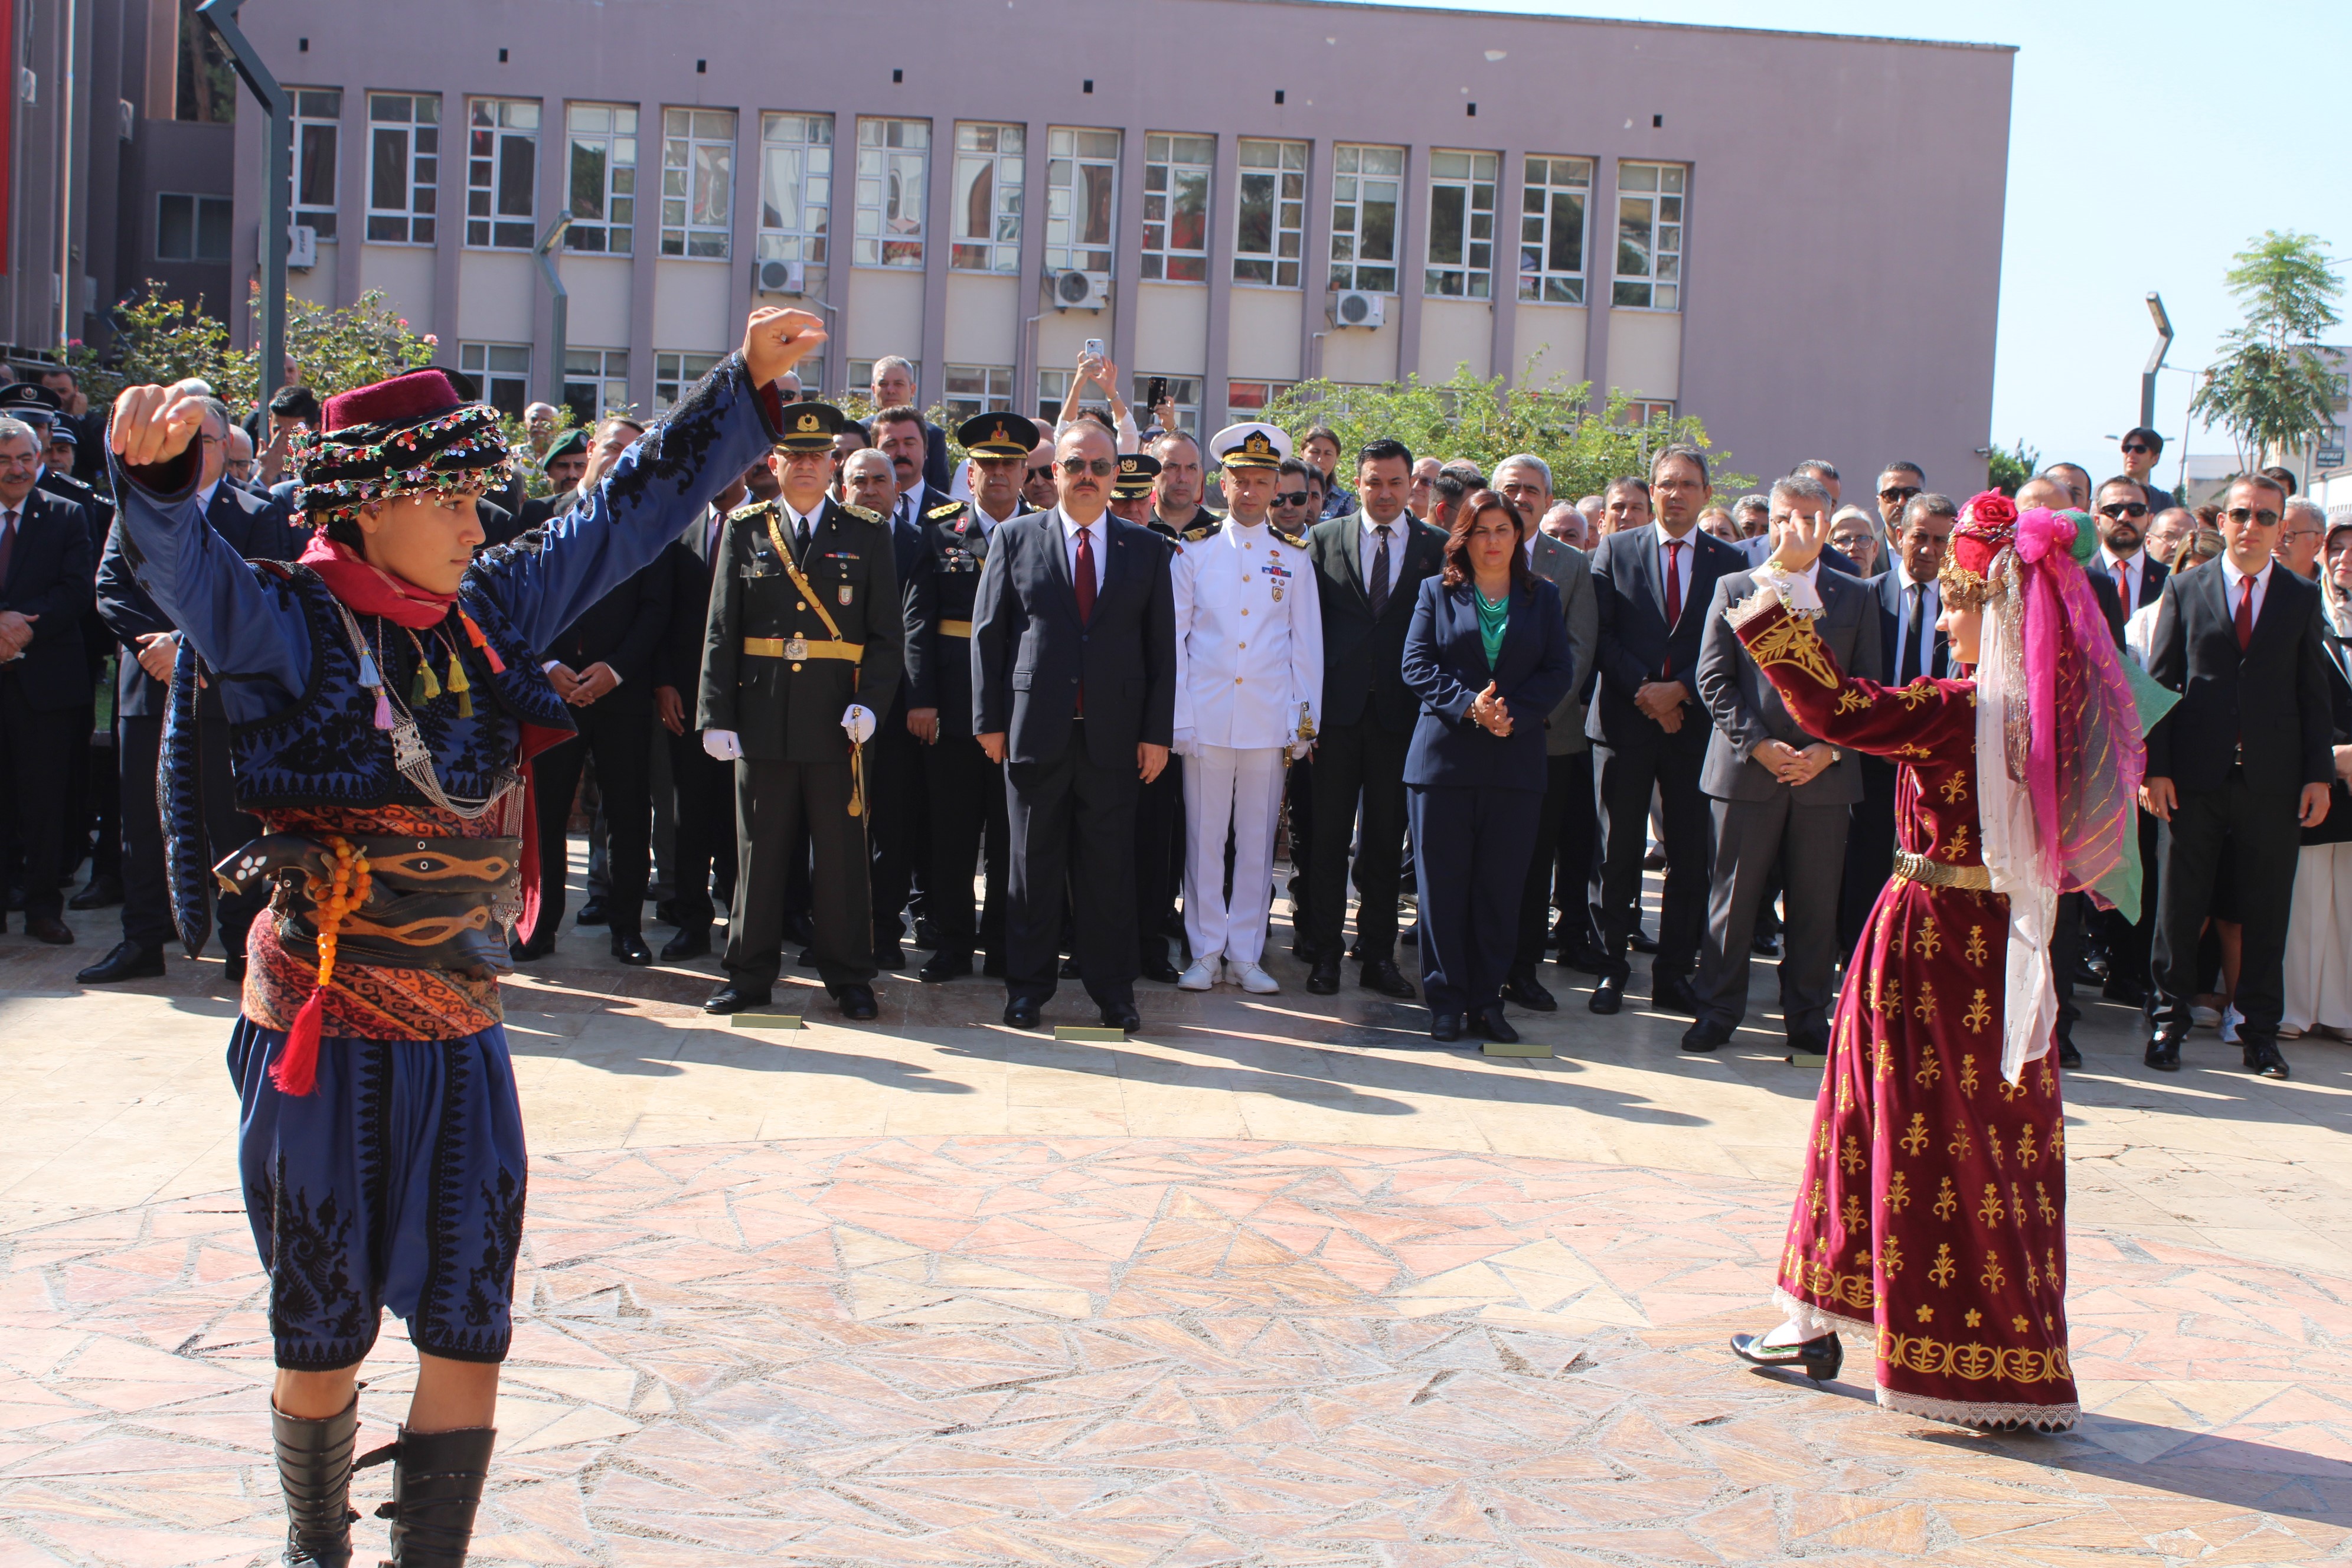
[4,1136,2350,1567]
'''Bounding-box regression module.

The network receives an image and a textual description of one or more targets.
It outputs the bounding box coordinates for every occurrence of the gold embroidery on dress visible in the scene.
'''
[1960,1053,1981,1096]
[1942,824,1972,862]
[2015,1123,2040,1167]
[1978,1184,2006,1226]
[1933,1177,1958,1220]
[1914,1043,1943,1087]
[1879,1234,1905,1278]
[1840,1134,1865,1175]
[2036,1182,2056,1223]
[1746,611,1843,689]
[1980,1253,2007,1290]
[1942,769,1970,803]
[1914,981,1940,1026]
[1901,1113,1931,1156]
[1987,1126,2005,1168]
[1835,688,1871,714]
[1895,681,1935,710]
[1843,1193,1868,1233]
[1928,1242,1957,1286]
[1874,1328,2072,1385]
[1965,926,1990,966]
[1948,1125,1974,1160]
[1887,1170,1913,1213]
[1914,917,1943,960]
[1964,989,1993,1035]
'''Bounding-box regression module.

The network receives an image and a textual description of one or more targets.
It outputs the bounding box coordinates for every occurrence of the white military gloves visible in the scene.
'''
[842,704,877,744]
[702,729,743,761]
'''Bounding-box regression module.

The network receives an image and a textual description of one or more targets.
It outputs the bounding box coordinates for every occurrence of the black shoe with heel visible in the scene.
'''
[273,1395,358,1567]
[1730,1331,1843,1382]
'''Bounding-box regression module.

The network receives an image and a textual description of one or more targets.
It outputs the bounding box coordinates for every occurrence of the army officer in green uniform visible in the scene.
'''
[698,401,904,1020]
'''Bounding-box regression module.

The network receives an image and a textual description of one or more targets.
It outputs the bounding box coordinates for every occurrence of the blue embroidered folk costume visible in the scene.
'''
[110,360,781,1566]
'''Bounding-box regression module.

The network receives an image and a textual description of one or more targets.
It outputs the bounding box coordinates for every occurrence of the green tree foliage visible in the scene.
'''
[1257,362,1755,503]
[68,283,439,413]
[1985,438,2040,497]
[2187,230,2344,471]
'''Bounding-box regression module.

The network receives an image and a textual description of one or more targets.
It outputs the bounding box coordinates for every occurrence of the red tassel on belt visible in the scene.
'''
[269,837,370,1097]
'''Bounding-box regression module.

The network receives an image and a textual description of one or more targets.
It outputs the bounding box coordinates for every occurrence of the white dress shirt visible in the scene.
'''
[780,498,822,554]
[2219,554,2273,629]
[1358,511,1407,599]
[1061,511,1107,594]
[1171,518,1324,749]
[972,498,1020,537]
[2103,547,2147,613]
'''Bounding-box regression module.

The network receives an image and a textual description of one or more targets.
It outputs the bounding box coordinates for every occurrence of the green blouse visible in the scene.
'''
[1474,586,1510,669]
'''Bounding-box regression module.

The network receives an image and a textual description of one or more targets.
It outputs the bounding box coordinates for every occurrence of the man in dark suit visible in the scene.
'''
[970,420,1176,1033]
[1685,478,1883,1053]
[1300,439,1447,999]
[514,552,670,966]
[82,398,296,979]
[867,357,954,494]
[2087,473,2170,1005]
[1838,494,1956,956]
[651,473,753,961]
[1585,445,1746,1015]
[0,416,94,943]
[698,402,904,1021]
[868,405,952,960]
[2142,474,2337,1080]
[907,414,1036,982]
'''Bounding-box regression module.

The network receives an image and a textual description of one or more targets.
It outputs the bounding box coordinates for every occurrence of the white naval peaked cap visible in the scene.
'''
[1208,422,1292,469]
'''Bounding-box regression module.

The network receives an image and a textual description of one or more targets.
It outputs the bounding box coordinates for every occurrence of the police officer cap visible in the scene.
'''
[774,400,850,452]
[1209,421,1291,470]
[541,427,589,464]
[1112,452,1162,498]
[45,420,75,445]
[956,411,1041,459]
[0,383,63,423]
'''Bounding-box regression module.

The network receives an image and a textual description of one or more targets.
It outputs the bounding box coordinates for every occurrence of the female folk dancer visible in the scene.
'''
[1726,492,2157,1430]
[106,308,824,1564]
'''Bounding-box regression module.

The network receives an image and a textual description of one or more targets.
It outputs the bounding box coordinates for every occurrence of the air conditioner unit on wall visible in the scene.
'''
[753,257,805,294]
[1329,290,1385,329]
[1048,268,1110,311]
[287,226,318,270]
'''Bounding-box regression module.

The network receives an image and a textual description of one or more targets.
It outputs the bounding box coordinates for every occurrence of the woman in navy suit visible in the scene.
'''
[1401,490,1576,1043]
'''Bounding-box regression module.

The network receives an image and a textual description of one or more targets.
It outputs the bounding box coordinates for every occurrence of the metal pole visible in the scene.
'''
[197,0,288,403]
[533,213,571,406]
[2141,291,2173,433]
[55,0,76,347]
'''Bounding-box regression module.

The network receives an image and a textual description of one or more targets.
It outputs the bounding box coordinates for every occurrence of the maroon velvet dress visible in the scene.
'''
[1732,589,2077,1430]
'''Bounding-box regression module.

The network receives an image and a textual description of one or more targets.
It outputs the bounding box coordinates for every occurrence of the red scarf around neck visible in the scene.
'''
[299,535,457,629]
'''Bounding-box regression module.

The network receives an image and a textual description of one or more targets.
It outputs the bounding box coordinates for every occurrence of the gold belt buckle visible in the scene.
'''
[784,635,809,661]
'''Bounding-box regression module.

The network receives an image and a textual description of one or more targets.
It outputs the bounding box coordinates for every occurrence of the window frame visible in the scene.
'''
[854,117,930,269]
[1141,133,1212,284]
[948,122,1023,274]
[290,88,341,240]
[563,348,632,427]
[943,364,1017,426]
[1327,142,1405,295]
[156,192,234,262]
[1132,373,1201,436]
[565,102,638,255]
[1223,378,1296,427]
[1612,161,1687,312]
[365,92,441,246]
[1422,149,1497,300]
[465,97,540,250]
[458,342,533,420]
[1518,155,1592,306]
[757,112,833,270]
[660,107,737,259]
[1231,138,1306,289]
[653,351,724,415]
[1043,126,1121,276]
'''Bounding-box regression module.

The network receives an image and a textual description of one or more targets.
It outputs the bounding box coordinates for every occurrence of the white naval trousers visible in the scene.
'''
[1182,743,1288,965]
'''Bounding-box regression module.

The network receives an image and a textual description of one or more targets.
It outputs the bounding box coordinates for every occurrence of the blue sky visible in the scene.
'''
[1400,0,2352,488]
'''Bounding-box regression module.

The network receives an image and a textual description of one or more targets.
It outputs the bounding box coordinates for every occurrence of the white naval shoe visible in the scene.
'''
[1228,961,1280,995]
[1178,958,1223,991]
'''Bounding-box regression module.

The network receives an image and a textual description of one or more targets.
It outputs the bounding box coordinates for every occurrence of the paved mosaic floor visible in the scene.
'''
[3,1135,2349,1567]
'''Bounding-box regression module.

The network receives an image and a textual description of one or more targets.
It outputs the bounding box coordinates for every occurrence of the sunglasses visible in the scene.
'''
[1272,491,1312,508]
[1058,457,1118,477]
[2121,443,2154,456]
[2098,502,2148,520]
[1878,485,1921,504]
[2223,506,2281,528]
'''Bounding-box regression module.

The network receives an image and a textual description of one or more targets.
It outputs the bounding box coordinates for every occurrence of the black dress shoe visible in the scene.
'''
[1751,934,1781,957]
[2057,1038,2082,1070]
[77,940,165,984]
[1589,978,1624,1015]
[1628,929,1660,955]
[1500,971,1556,1012]
[661,927,711,961]
[574,897,608,927]
[873,943,906,969]
[2245,1038,2291,1080]
[1557,943,1612,976]
[67,875,123,911]
[1100,1002,1142,1034]
[1139,956,1182,985]
[653,897,679,927]
[509,932,555,963]
[611,932,653,966]
[26,914,73,945]
[1681,1019,1731,1053]
[838,983,879,1021]
[1429,1011,1464,1043]
[224,953,248,984]
[2101,975,2147,1007]
[920,950,973,984]
[1474,1005,1519,1044]
[981,952,1007,978]
[1306,958,1341,996]
[914,917,943,950]
[1652,974,1700,1017]
[1360,958,1417,999]
[2144,1027,2184,1071]
[1730,1331,1843,1381]
[798,948,821,968]
[1004,995,1043,1029]
[786,912,815,944]
[703,984,773,1014]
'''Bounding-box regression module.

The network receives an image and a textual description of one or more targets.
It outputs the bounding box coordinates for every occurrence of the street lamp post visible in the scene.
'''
[2141,292,2173,433]
[198,0,289,404]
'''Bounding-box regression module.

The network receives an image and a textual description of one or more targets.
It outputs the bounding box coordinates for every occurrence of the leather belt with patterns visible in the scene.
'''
[215,832,522,977]
[743,636,863,662]
[1892,848,1994,892]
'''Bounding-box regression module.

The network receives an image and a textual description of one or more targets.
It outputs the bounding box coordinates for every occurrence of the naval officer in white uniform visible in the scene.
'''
[1171,422,1324,992]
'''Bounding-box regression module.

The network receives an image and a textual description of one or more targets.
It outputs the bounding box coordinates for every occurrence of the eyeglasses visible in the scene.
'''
[1272,491,1311,508]
[1877,485,1921,505]
[2098,502,2148,520]
[2121,443,2154,456]
[2223,506,2281,528]
[1058,457,1118,477]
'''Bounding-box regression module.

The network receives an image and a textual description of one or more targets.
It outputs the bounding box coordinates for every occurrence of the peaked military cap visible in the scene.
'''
[1112,451,1162,499]
[1209,420,1291,471]
[775,400,850,452]
[956,411,1042,459]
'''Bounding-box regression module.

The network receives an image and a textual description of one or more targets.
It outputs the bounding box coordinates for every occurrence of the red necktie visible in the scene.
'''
[2236,574,2255,652]
[1074,524,1096,715]
[1662,539,1684,675]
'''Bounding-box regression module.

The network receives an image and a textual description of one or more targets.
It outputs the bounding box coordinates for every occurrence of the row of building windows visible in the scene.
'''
[282,89,1687,309]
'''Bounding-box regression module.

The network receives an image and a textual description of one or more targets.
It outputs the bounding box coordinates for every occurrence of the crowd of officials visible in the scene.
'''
[5,352,2348,1067]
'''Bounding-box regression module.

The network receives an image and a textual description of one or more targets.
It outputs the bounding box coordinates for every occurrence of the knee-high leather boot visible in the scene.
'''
[361,1425,496,1567]
[272,1396,360,1566]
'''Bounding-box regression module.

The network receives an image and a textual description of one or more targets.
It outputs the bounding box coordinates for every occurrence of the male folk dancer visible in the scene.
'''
[1171,424,1323,992]
[106,308,823,1564]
